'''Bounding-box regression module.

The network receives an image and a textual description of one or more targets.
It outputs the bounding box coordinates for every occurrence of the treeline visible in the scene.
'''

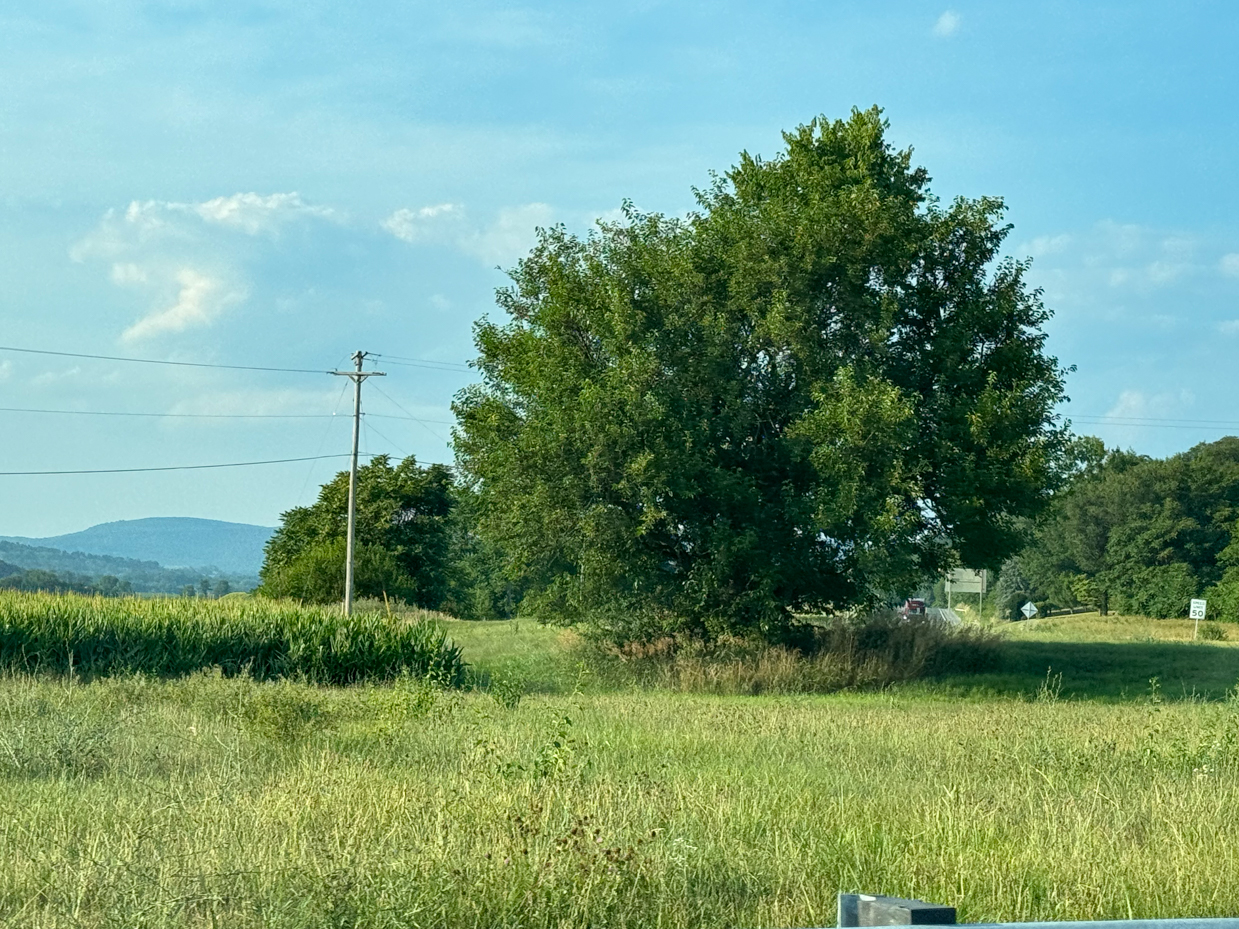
[0,540,258,595]
[995,436,1239,621]
[0,562,135,596]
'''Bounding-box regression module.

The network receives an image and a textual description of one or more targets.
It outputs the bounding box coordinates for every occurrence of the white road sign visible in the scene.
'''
[1190,598,1207,620]
[1021,601,1038,619]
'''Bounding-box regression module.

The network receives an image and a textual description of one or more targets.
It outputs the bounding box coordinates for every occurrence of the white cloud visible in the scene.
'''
[381,203,466,245]
[32,366,81,387]
[382,201,554,266]
[193,192,336,235]
[121,268,246,342]
[1218,320,1239,335]
[1103,389,1195,422]
[461,203,554,265]
[110,262,148,285]
[1031,220,1202,296]
[933,11,960,37]
[1220,253,1239,278]
[75,191,338,344]
[73,192,336,262]
[0,360,11,382]
[1026,233,1072,258]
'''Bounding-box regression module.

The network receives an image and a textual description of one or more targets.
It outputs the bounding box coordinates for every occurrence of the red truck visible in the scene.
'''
[900,598,927,618]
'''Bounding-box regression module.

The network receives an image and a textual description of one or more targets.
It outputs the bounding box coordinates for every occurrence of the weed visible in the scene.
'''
[1198,622,1227,641]
[489,670,526,710]
[1036,668,1064,703]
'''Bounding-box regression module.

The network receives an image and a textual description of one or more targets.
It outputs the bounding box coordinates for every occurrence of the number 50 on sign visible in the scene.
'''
[1190,598,1207,620]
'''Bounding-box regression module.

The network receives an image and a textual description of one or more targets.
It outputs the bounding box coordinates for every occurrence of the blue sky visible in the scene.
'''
[2,1,1239,536]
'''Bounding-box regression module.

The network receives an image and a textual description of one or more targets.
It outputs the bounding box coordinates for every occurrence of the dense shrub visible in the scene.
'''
[588,612,1001,695]
[0,591,466,685]
[257,538,419,605]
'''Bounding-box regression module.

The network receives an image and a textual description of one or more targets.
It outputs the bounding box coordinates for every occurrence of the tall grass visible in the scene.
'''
[587,613,1002,695]
[0,590,466,684]
[1,673,1239,927]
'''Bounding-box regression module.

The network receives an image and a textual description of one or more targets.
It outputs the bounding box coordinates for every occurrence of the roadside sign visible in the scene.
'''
[1190,599,1207,620]
[1021,601,1038,620]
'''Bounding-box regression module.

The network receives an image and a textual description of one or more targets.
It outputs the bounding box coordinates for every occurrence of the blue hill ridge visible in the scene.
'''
[0,517,275,576]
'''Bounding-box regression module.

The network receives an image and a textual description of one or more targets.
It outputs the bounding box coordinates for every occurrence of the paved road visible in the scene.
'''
[929,607,962,626]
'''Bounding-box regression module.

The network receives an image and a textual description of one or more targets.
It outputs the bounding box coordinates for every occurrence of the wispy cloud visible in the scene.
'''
[1221,253,1239,278]
[1218,320,1239,335]
[382,201,554,266]
[1022,220,1204,306]
[933,11,960,37]
[382,203,467,245]
[193,192,336,235]
[74,192,337,343]
[1100,388,1196,424]
[121,269,246,342]
[0,360,11,382]
[32,366,82,387]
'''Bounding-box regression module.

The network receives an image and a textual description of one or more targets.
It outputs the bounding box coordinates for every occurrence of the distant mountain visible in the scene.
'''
[0,540,258,594]
[0,517,275,576]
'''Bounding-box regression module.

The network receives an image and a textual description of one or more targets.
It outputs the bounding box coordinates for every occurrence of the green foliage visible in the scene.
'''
[259,537,421,604]
[0,590,466,685]
[442,483,528,620]
[455,108,1068,644]
[0,541,257,595]
[0,566,134,597]
[259,455,453,608]
[1022,437,1239,619]
[589,613,1002,695]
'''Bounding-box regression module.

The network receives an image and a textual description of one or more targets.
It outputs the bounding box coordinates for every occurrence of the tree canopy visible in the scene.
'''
[454,108,1069,642]
[259,455,454,607]
[1013,436,1239,620]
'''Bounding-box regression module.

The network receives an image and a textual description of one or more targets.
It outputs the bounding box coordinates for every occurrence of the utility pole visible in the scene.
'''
[330,350,385,616]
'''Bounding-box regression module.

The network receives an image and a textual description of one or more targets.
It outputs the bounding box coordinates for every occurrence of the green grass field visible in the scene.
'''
[2,595,1238,928]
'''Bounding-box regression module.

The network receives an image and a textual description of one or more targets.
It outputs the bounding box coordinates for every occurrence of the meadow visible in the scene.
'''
[1,593,1238,928]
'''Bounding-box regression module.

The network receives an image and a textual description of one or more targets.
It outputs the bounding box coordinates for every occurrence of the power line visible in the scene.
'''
[371,353,471,371]
[366,413,455,426]
[369,384,449,441]
[1073,421,1239,431]
[0,344,329,375]
[0,405,343,420]
[0,454,353,476]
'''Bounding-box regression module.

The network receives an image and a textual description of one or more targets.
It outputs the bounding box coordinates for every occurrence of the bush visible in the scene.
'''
[256,538,421,605]
[587,612,1001,695]
[0,590,466,685]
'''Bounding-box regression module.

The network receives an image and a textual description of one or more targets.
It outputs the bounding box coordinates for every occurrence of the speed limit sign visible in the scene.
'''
[1190,599,1207,620]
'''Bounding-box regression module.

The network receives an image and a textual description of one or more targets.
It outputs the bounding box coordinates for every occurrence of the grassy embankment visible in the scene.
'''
[1,593,1239,927]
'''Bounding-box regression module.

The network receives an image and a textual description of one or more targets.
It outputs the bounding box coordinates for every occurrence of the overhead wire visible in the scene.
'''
[369,384,449,441]
[0,406,343,420]
[0,454,354,476]
[370,353,471,371]
[0,344,330,375]
[361,417,410,458]
[0,346,468,479]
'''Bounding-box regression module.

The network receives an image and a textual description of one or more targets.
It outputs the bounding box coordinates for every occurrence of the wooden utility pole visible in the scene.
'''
[330,350,385,616]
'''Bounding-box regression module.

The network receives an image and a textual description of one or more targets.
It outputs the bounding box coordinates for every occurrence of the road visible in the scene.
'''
[929,607,962,626]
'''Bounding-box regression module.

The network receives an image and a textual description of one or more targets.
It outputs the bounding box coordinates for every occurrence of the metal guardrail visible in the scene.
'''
[833,894,1239,929]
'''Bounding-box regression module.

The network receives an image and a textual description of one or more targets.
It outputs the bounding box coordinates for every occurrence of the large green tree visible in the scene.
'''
[259,455,454,607]
[1024,437,1239,618]
[454,108,1069,642]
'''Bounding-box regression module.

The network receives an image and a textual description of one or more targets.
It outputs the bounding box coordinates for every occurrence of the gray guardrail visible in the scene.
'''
[832,894,1239,929]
